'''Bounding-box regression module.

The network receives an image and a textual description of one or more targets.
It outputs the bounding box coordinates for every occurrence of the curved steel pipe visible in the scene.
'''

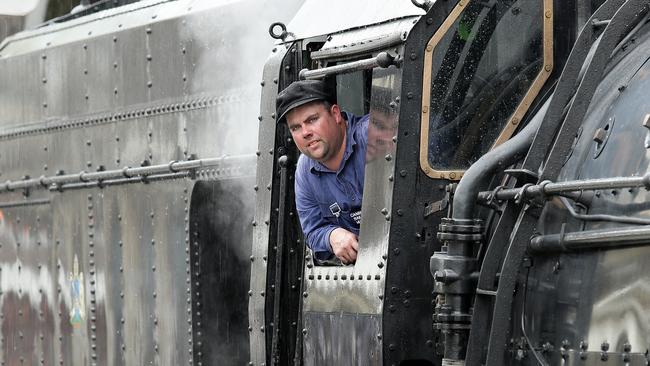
[452,97,551,219]
[530,226,650,253]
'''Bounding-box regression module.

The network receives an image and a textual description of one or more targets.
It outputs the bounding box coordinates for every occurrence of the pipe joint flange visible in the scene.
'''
[514,183,534,205]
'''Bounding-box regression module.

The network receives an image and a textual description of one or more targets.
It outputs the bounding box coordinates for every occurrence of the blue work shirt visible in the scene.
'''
[294,112,369,260]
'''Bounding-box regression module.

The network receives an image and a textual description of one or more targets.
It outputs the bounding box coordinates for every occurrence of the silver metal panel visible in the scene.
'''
[0,0,304,365]
[584,247,650,353]
[121,25,150,109]
[85,35,115,113]
[0,203,55,364]
[43,43,71,118]
[248,46,288,366]
[288,0,424,40]
[52,191,92,365]
[303,312,382,366]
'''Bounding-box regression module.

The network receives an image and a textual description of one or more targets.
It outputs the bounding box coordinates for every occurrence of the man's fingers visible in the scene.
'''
[351,238,359,251]
[348,248,357,262]
[336,247,355,265]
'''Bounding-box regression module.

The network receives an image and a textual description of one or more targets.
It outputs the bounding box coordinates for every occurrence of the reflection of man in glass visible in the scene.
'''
[277,80,369,265]
[366,89,397,162]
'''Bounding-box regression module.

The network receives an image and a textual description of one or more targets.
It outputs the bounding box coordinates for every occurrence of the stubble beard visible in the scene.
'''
[302,140,330,162]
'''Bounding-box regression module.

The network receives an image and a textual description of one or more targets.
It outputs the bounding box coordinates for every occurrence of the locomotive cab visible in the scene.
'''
[251,0,586,365]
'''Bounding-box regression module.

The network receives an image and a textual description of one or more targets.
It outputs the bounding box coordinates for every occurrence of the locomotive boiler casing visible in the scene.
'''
[0,0,301,364]
[514,10,650,364]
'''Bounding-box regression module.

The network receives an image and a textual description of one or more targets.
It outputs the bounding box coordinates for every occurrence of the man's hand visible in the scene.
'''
[329,228,359,264]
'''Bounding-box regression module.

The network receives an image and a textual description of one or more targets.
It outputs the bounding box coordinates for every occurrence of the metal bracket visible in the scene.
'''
[424,196,449,217]
[503,168,539,183]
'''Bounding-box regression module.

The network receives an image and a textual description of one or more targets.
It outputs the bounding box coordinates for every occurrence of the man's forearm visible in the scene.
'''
[305,225,337,254]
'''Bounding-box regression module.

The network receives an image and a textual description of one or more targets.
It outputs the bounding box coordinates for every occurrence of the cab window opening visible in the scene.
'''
[421,0,552,178]
[286,66,398,267]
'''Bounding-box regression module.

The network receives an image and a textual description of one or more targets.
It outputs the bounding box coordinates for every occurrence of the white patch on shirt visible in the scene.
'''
[350,210,362,225]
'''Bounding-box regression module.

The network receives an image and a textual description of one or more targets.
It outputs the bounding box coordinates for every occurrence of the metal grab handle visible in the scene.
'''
[299,51,397,80]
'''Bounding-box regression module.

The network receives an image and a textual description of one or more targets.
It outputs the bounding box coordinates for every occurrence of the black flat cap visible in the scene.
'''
[276,80,335,123]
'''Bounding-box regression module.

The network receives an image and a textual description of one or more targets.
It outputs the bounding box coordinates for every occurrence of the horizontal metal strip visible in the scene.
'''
[0,92,251,141]
[55,172,189,191]
[0,198,51,208]
[0,154,256,194]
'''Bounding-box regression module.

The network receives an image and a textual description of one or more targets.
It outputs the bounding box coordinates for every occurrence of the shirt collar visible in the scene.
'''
[309,111,357,174]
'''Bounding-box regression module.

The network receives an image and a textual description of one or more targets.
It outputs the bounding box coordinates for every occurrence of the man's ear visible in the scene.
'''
[330,104,343,124]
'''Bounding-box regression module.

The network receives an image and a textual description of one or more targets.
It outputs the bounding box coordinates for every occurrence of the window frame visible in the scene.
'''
[419,0,554,180]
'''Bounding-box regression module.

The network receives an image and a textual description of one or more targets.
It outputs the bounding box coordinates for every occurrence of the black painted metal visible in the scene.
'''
[461,96,550,366]
[431,218,483,363]
[271,156,289,364]
[521,0,626,175]
[466,1,625,364]
[478,1,650,365]
[384,1,461,365]
[263,41,305,366]
[540,0,649,181]
[463,197,519,366]
[484,207,541,366]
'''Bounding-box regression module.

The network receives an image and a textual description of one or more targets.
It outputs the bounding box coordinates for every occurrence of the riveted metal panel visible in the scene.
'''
[0,54,40,126]
[303,312,382,366]
[121,26,150,109]
[249,45,288,366]
[0,203,55,365]
[51,191,93,365]
[0,0,304,364]
[83,35,115,113]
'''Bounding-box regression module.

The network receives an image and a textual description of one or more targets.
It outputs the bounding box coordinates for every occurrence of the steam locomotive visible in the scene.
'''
[1,0,648,365]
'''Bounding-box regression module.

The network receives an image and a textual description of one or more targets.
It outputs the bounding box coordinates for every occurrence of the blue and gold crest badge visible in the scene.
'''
[69,255,85,327]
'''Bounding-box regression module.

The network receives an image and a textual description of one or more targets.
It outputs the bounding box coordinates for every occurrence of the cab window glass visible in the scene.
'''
[426,0,545,171]
[336,70,371,116]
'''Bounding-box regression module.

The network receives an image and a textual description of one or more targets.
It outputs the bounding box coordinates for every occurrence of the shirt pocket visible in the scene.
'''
[318,203,338,222]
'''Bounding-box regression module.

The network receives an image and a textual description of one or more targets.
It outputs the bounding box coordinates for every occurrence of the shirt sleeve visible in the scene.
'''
[294,158,338,259]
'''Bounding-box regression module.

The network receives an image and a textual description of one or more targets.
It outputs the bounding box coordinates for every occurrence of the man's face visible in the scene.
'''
[286,101,345,165]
